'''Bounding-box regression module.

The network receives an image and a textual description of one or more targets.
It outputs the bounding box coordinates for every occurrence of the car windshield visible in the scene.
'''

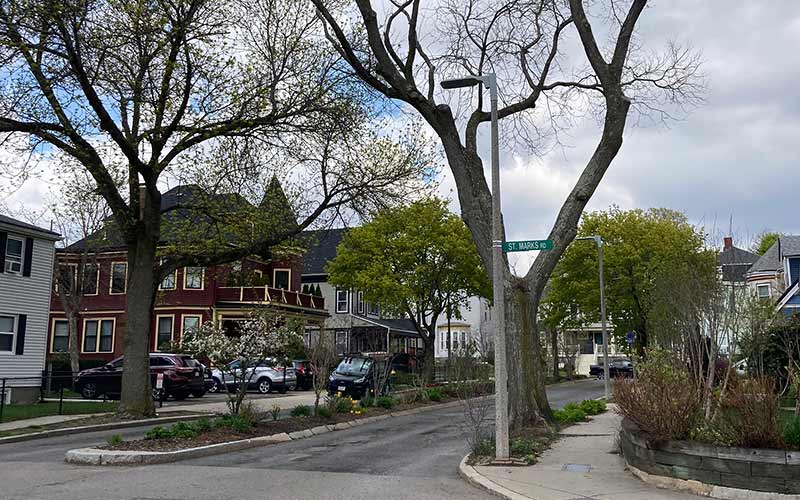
[335,357,373,376]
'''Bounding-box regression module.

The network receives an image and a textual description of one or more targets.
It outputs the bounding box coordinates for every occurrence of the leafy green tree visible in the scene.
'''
[326,199,491,378]
[752,232,780,256]
[543,207,716,355]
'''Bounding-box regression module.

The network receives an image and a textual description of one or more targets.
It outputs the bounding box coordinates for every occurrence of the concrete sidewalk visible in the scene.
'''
[462,408,699,500]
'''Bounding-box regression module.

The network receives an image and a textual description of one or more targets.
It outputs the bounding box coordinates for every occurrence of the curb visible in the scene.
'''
[65,397,485,466]
[0,413,211,445]
[457,455,529,500]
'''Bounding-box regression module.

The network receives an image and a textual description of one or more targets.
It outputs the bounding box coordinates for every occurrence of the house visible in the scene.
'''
[47,184,327,365]
[300,228,424,355]
[746,235,800,316]
[718,236,759,286]
[434,296,494,359]
[0,215,60,403]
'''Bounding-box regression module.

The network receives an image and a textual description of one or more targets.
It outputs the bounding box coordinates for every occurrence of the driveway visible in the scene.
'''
[0,379,604,500]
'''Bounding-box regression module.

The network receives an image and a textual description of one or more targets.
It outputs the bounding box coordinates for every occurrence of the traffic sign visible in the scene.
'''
[626,331,636,345]
[502,239,554,252]
[156,373,164,389]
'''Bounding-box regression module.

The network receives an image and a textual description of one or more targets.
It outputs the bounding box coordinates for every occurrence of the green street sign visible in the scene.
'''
[502,239,554,252]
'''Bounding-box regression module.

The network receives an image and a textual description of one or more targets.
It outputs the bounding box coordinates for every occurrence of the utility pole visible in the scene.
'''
[576,235,610,400]
[441,72,508,461]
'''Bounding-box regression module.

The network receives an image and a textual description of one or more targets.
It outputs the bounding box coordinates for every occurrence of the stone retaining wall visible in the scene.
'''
[620,419,800,494]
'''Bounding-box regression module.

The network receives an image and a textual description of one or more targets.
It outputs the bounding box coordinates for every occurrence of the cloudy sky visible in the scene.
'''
[431,1,800,275]
[2,1,798,268]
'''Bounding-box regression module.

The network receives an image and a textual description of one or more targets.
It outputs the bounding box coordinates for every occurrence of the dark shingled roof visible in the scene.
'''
[748,236,800,275]
[0,213,60,239]
[66,182,294,252]
[299,228,348,275]
[718,245,759,283]
[353,315,419,335]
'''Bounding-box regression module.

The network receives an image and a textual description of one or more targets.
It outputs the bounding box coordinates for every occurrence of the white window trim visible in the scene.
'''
[55,263,78,294]
[109,262,128,295]
[4,235,24,275]
[50,318,70,354]
[81,318,116,354]
[253,269,263,277]
[335,288,349,314]
[154,314,175,351]
[158,261,178,291]
[183,267,205,291]
[273,268,291,290]
[0,313,17,354]
[357,291,365,314]
[181,314,203,337]
[757,283,771,298]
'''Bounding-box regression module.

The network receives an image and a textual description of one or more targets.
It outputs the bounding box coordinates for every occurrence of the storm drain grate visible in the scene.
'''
[562,463,592,473]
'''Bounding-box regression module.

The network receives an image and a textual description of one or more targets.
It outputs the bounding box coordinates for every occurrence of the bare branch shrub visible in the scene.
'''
[723,376,783,449]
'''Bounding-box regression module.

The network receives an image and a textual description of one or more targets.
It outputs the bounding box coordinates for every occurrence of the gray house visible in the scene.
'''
[0,215,60,403]
[300,228,423,355]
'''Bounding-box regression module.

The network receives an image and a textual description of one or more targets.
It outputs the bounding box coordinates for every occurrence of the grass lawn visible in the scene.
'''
[0,401,118,423]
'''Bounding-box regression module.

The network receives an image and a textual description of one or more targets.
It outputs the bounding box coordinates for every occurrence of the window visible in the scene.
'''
[0,315,15,352]
[357,291,365,314]
[273,269,290,290]
[150,356,176,367]
[184,267,204,290]
[335,289,349,313]
[368,302,379,316]
[110,262,127,294]
[155,316,174,350]
[4,236,23,274]
[757,284,771,299]
[159,261,177,290]
[182,315,202,336]
[82,319,114,353]
[57,264,77,294]
[82,263,99,295]
[52,320,69,353]
[461,331,467,346]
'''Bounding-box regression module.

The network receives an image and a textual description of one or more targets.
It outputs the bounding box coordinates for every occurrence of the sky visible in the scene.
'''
[2,1,799,269]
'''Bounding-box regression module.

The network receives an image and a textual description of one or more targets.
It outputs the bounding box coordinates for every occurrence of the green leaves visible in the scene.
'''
[326,198,490,333]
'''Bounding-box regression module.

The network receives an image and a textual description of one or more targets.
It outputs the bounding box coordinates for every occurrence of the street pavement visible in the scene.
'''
[0,379,604,500]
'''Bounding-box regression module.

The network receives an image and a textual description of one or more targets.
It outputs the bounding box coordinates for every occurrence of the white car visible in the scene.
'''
[210,359,297,394]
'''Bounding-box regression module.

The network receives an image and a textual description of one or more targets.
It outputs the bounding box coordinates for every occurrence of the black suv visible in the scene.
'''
[75,353,208,401]
[328,354,394,399]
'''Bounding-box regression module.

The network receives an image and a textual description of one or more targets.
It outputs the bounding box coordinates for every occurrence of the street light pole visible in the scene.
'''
[441,73,508,461]
[576,235,610,400]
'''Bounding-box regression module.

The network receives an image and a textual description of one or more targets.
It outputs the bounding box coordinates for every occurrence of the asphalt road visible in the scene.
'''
[0,378,604,500]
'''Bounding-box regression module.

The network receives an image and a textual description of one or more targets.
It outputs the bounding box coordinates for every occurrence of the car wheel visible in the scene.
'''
[81,383,98,399]
[257,378,272,394]
[209,378,221,393]
[191,389,206,398]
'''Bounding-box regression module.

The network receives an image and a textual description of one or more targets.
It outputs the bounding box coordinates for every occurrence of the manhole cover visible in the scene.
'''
[563,463,592,473]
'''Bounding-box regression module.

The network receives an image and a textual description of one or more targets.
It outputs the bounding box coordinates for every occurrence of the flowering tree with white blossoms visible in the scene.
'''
[183,311,304,415]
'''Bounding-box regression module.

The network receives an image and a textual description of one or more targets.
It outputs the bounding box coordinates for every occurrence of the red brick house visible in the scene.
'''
[47,184,327,364]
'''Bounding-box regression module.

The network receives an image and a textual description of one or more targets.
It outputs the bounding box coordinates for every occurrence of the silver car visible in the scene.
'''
[210,359,297,394]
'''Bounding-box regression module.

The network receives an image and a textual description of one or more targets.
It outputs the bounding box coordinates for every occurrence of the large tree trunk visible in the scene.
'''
[118,187,161,419]
[68,312,80,374]
[422,332,435,383]
[551,326,559,381]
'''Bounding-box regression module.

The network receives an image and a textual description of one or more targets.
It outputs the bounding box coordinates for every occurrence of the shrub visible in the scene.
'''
[784,415,800,449]
[553,403,587,424]
[316,407,333,419]
[106,434,123,446]
[216,414,253,433]
[510,438,539,456]
[170,422,200,439]
[359,396,375,408]
[579,399,606,416]
[376,396,395,409]
[291,405,312,417]
[614,350,700,441]
[194,417,213,433]
[723,376,783,449]
[269,405,281,421]
[472,437,495,457]
[335,396,355,414]
[144,426,172,440]
[690,421,736,447]
[425,387,443,402]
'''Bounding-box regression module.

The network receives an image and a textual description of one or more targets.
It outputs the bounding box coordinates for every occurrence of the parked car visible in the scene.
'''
[589,359,634,379]
[210,359,297,394]
[292,360,314,391]
[75,353,207,400]
[328,354,393,399]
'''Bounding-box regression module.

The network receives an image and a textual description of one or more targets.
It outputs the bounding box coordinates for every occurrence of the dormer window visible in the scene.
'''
[757,283,771,299]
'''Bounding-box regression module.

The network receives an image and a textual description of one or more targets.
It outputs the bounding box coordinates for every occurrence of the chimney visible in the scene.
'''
[723,236,733,250]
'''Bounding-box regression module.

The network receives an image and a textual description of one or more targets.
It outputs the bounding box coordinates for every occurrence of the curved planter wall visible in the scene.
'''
[620,419,800,495]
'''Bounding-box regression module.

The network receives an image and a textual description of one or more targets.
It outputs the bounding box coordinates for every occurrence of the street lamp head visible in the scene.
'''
[440,76,483,89]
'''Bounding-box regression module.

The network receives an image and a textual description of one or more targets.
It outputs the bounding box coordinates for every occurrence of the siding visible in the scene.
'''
[0,236,56,386]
